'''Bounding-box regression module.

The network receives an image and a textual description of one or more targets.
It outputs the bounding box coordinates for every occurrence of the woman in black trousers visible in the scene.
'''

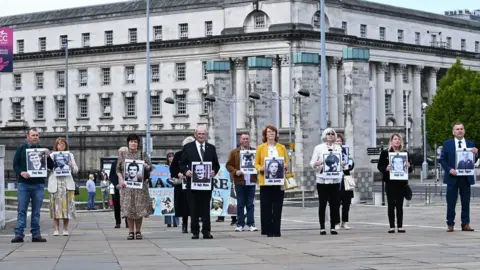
[377,133,413,233]
[336,134,355,230]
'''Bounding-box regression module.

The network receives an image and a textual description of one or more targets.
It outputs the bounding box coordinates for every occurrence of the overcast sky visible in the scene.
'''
[0,0,477,17]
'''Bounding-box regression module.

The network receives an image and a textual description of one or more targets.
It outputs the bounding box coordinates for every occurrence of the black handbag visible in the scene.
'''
[404,184,412,201]
[74,183,80,196]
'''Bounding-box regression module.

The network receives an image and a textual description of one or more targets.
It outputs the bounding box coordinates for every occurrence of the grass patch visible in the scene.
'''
[5,187,107,202]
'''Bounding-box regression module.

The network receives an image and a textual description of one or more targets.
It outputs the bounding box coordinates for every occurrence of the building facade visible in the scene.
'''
[0,0,479,174]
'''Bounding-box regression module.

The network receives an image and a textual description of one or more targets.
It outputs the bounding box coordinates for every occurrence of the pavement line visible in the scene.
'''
[5,211,31,224]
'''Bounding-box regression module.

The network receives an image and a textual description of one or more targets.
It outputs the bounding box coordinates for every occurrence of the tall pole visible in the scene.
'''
[370,87,376,147]
[145,0,152,157]
[320,0,327,134]
[65,41,69,143]
[231,96,237,149]
[422,109,428,182]
[405,92,409,149]
[288,42,293,150]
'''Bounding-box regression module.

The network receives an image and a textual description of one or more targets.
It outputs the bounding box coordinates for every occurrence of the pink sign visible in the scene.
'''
[0,28,13,73]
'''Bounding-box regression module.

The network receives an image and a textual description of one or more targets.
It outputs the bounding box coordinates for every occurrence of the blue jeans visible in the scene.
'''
[14,183,45,238]
[87,192,96,209]
[235,184,256,227]
[164,216,179,225]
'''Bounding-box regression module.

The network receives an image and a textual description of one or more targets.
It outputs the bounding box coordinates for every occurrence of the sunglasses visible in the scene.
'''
[327,133,335,135]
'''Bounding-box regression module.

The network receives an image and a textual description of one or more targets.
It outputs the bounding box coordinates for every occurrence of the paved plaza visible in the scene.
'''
[1,200,480,270]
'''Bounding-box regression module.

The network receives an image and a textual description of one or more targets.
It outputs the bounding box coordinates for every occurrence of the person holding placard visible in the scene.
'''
[164,152,180,228]
[116,134,153,240]
[254,125,288,237]
[310,128,343,235]
[335,134,355,230]
[377,134,413,233]
[440,122,478,232]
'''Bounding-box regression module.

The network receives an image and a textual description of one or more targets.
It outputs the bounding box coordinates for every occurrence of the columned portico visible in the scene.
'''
[337,64,345,127]
[328,57,340,127]
[394,64,405,126]
[412,65,423,149]
[376,62,388,126]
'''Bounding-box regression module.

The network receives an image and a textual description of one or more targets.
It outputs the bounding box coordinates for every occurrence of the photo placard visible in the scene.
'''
[264,157,285,185]
[124,159,145,189]
[341,145,349,169]
[456,149,475,176]
[240,150,257,175]
[322,151,343,179]
[389,152,409,180]
[52,151,71,176]
[149,188,175,216]
[191,161,212,190]
[26,148,47,178]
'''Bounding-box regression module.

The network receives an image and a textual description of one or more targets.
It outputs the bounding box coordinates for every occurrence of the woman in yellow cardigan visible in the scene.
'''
[254,125,288,237]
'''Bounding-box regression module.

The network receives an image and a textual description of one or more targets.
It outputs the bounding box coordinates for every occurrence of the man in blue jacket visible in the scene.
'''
[11,128,54,243]
[440,122,478,232]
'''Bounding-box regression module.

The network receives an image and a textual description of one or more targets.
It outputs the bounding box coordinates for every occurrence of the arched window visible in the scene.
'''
[244,11,271,33]
[312,11,330,30]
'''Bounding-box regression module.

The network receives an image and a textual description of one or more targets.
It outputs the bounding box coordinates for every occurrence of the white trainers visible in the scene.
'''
[341,222,351,230]
[335,224,340,230]
[63,231,69,236]
[249,226,258,232]
[53,230,59,236]
[235,226,243,232]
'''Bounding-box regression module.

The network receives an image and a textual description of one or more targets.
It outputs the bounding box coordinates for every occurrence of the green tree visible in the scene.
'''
[426,59,480,147]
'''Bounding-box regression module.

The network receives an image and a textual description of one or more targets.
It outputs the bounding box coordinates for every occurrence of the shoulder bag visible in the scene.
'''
[344,175,356,191]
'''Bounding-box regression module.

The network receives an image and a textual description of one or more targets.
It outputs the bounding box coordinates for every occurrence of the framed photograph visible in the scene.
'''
[240,150,257,175]
[322,151,343,179]
[389,152,409,180]
[341,145,349,169]
[52,151,71,176]
[26,148,47,178]
[124,159,145,189]
[264,157,285,185]
[191,161,212,190]
[456,149,475,176]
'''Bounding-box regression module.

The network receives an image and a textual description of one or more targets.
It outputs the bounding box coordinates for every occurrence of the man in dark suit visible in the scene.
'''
[440,122,478,232]
[109,147,128,229]
[180,125,220,239]
[457,152,474,169]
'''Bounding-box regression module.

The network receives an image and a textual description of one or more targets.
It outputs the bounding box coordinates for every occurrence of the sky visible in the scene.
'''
[0,0,478,17]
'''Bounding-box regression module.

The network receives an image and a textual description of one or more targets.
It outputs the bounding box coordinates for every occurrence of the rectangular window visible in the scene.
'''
[105,31,113,46]
[35,73,44,89]
[60,35,68,48]
[384,66,391,82]
[397,29,404,43]
[360,24,367,38]
[13,74,21,90]
[126,66,135,84]
[341,21,347,34]
[79,69,88,87]
[57,71,65,88]
[385,95,392,113]
[176,63,186,81]
[38,37,46,52]
[153,26,162,41]
[12,102,22,120]
[475,41,479,53]
[17,40,24,53]
[415,32,420,45]
[151,64,160,83]
[102,68,111,85]
[461,39,466,51]
[430,34,437,46]
[446,37,452,49]
[78,99,88,118]
[125,96,136,116]
[56,100,65,119]
[254,14,266,29]
[101,97,111,117]
[175,94,187,115]
[202,61,207,80]
[379,27,385,41]
[402,68,408,83]
[151,96,161,116]
[129,28,137,43]
[179,23,188,39]
[201,93,210,114]
[35,100,44,119]
[82,33,90,47]
[205,21,213,36]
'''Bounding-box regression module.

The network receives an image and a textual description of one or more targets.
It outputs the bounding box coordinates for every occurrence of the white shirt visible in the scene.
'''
[195,140,205,161]
[455,138,467,150]
[309,143,343,184]
[267,145,278,158]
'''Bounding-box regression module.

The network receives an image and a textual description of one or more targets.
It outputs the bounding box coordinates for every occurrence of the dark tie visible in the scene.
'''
[200,144,205,160]
[458,141,462,149]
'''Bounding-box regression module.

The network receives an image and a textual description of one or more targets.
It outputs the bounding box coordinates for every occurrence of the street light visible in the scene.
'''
[422,102,429,182]
[145,0,152,157]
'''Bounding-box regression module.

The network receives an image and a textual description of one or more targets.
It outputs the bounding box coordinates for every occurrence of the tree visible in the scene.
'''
[426,59,480,147]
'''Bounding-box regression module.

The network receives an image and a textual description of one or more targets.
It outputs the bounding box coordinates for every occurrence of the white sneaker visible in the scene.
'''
[53,230,59,236]
[341,222,351,230]
[235,226,243,232]
[249,226,258,232]
[63,231,69,236]
[335,224,340,230]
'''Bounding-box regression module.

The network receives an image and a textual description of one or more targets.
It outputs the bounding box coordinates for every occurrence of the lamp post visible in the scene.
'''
[422,102,429,182]
[64,39,72,143]
[145,0,152,157]
[319,0,327,135]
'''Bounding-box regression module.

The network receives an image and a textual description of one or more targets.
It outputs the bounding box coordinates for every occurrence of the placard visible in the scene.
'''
[240,150,257,175]
[26,148,47,178]
[456,149,475,176]
[389,152,409,180]
[149,188,175,216]
[341,145,349,169]
[322,151,343,179]
[191,161,212,190]
[264,157,285,185]
[52,152,71,176]
[211,163,236,216]
[124,159,145,189]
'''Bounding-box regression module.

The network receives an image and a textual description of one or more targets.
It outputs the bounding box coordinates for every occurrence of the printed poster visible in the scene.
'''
[124,159,144,189]
[389,152,409,180]
[52,151,71,176]
[149,188,175,216]
[210,163,237,216]
[456,149,475,176]
[322,151,343,179]
[151,165,173,188]
[264,157,285,185]
[240,150,257,175]
[0,28,13,73]
[191,161,212,190]
[26,148,47,178]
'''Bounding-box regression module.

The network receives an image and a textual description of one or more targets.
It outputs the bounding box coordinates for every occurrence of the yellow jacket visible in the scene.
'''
[254,142,288,186]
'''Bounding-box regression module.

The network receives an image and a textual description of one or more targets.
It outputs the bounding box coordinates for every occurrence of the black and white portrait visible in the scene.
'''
[124,159,145,189]
[161,197,175,215]
[191,161,212,190]
[341,146,349,169]
[389,152,409,180]
[26,148,47,178]
[240,150,256,174]
[210,196,224,215]
[322,152,342,179]
[52,152,71,176]
[264,157,285,185]
[456,150,475,176]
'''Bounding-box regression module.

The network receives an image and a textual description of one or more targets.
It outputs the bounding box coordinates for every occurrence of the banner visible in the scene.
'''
[149,188,175,216]
[151,165,172,188]
[211,163,237,216]
[0,28,13,73]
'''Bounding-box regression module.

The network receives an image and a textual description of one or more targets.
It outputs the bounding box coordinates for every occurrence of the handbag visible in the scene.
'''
[344,175,356,191]
[74,183,80,196]
[404,184,412,201]
[284,173,299,190]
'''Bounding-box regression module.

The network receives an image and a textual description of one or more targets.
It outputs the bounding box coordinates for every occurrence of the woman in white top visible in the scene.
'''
[310,128,343,235]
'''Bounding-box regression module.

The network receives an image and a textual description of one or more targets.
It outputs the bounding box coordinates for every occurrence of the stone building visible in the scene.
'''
[0,0,480,178]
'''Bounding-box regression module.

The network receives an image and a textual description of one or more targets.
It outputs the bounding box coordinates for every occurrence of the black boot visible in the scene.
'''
[182,223,188,233]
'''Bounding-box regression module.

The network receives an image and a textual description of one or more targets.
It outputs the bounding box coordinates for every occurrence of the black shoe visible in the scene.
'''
[203,234,213,239]
[167,224,172,228]
[330,230,338,235]
[320,230,327,235]
[388,228,395,233]
[11,237,24,243]
[173,224,178,227]
[273,233,281,237]
[32,237,47,243]
[216,219,224,222]
[114,224,120,229]
[267,233,273,237]
[397,228,406,233]
[182,224,188,233]
[261,231,267,235]
[192,234,199,239]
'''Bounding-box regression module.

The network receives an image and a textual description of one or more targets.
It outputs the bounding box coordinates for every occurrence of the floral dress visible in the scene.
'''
[49,153,78,219]
[116,149,152,219]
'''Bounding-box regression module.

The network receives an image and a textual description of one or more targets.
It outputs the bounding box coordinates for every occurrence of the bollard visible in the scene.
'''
[352,191,361,205]
[374,192,382,206]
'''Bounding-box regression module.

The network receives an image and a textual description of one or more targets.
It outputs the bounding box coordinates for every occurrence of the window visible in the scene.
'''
[151,64,160,83]
[57,71,65,88]
[78,99,88,118]
[397,29,404,43]
[313,12,320,29]
[403,94,410,123]
[153,26,162,41]
[415,32,420,45]
[79,69,88,87]
[254,14,266,29]
[360,24,367,38]
[402,68,408,83]
[446,37,452,49]
[82,33,90,47]
[105,31,113,46]
[17,40,24,53]
[60,35,68,48]
[205,21,213,36]
[35,73,44,89]
[13,74,22,90]
[384,66,391,82]
[35,100,44,119]
[128,28,137,43]
[125,96,136,116]
[430,34,437,46]
[101,97,111,117]
[201,93,210,114]
[38,37,46,52]
[125,66,135,84]
[342,21,347,34]
[461,39,466,51]
[202,61,207,80]
[385,94,392,113]
[475,41,479,53]
[379,27,385,40]
[176,63,186,81]
[179,23,188,39]
[102,68,111,85]
[12,102,22,120]
[175,94,187,115]
[151,96,161,116]
[56,99,65,119]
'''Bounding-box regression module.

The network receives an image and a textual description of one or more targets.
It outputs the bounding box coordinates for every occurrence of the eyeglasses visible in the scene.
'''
[327,133,335,135]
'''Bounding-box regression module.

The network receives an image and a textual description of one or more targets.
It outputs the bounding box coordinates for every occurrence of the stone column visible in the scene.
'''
[394,64,405,126]
[376,62,388,126]
[272,58,281,127]
[279,55,291,129]
[343,47,373,200]
[428,67,439,104]
[247,57,275,145]
[412,65,423,149]
[206,61,234,162]
[292,52,321,191]
[0,145,5,229]
[337,65,345,127]
[234,58,247,129]
[328,57,340,127]
[404,89,411,148]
